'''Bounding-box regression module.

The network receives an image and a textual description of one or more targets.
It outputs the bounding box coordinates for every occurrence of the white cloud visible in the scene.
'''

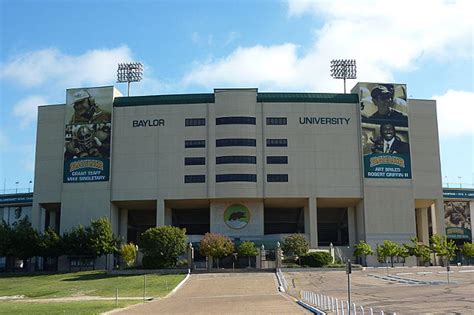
[183,0,473,91]
[0,46,134,88]
[434,90,474,137]
[13,95,48,128]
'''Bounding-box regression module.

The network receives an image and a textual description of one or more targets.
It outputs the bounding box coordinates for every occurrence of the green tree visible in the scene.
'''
[281,234,309,260]
[87,217,115,258]
[38,228,62,259]
[199,233,234,268]
[8,218,40,270]
[62,225,93,256]
[0,221,12,257]
[461,242,474,264]
[430,234,458,266]
[139,226,187,268]
[404,237,430,266]
[120,243,137,268]
[378,240,401,267]
[237,241,258,267]
[397,245,410,266]
[353,240,373,266]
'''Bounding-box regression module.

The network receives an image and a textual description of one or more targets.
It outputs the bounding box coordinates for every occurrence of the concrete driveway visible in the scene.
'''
[113,272,309,314]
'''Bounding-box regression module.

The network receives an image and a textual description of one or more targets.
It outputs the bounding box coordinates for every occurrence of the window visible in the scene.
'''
[267,174,288,182]
[266,156,288,164]
[216,138,256,147]
[185,157,205,165]
[216,116,256,125]
[216,174,257,182]
[185,118,206,126]
[185,140,206,148]
[172,208,209,235]
[266,117,287,125]
[216,156,256,164]
[266,139,288,147]
[184,175,206,183]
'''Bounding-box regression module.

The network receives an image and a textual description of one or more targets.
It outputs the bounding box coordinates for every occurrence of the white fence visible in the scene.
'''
[300,290,393,315]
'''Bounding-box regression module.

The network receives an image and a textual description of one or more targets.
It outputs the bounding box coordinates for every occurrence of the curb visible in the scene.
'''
[297,300,326,314]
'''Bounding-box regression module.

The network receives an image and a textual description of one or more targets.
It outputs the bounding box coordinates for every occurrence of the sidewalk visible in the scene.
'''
[111,272,310,314]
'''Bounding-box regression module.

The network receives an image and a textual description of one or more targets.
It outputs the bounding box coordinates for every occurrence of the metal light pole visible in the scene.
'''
[117,62,143,96]
[346,259,352,314]
[458,176,462,188]
[330,59,357,93]
[15,181,19,193]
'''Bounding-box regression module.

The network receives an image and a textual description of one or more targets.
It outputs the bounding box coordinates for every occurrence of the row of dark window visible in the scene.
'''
[184,174,288,183]
[184,156,288,165]
[185,117,288,126]
[185,138,288,148]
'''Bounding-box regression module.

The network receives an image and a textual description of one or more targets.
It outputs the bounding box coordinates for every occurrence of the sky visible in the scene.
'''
[0,0,473,192]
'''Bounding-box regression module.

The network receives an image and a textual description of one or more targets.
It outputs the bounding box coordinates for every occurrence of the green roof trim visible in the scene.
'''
[114,93,215,107]
[257,92,358,103]
[114,92,358,107]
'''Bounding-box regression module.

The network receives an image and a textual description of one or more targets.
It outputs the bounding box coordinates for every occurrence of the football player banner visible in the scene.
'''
[444,201,472,240]
[355,83,412,179]
[63,87,113,183]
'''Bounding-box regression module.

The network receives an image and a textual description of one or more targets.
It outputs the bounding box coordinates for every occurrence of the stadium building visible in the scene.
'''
[29,82,456,266]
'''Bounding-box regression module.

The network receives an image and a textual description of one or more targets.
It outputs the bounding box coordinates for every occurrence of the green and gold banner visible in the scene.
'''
[445,201,472,240]
[63,87,113,183]
[357,83,412,179]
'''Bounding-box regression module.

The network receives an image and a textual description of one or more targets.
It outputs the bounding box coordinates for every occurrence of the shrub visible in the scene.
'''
[403,237,430,265]
[461,242,474,260]
[120,243,137,267]
[281,234,309,258]
[199,233,234,268]
[142,255,162,269]
[139,226,187,268]
[431,234,457,264]
[300,252,332,267]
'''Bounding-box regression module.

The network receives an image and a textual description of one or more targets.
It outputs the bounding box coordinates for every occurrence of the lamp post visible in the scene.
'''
[458,176,462,188]
[15,181,19,193]
[117,62,143,96]
[330,59,357,93]
[28,180,32,192]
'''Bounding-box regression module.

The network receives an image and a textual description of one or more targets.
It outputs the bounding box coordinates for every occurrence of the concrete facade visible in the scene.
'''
[31,85,446,266]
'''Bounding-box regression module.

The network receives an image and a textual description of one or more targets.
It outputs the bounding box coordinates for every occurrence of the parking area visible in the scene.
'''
[284,266,474,314]
[113,272,310,314]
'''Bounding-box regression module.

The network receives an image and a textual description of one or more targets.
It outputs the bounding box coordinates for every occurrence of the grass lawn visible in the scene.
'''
[0,271,186,298]
[0,300,140,315]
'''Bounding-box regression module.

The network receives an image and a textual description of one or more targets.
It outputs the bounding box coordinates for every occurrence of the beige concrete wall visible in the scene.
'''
[32,105,66,231]
[210,200,264,237]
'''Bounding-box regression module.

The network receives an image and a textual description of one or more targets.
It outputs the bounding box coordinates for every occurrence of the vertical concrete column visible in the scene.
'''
[156,199,165,227]
[119,209,128,243]
[308,198,318,248]
[347,207,356,247]
[416,208,429,244]
[431,200,445,236]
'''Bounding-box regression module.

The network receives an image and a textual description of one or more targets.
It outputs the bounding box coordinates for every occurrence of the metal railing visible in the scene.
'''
[301,290,393,315]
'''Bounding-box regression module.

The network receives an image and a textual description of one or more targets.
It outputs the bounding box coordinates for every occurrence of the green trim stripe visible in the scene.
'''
[114,92,358,107]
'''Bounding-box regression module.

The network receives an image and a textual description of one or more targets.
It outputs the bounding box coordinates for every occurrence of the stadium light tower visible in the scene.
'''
[117,62,143,96]
[330,59,357,94]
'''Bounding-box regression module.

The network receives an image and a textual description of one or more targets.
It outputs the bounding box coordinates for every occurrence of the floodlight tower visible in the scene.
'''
[330,59,357,94]
[117,62,143,96]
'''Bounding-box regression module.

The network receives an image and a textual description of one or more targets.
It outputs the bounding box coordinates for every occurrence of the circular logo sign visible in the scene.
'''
[224,204,250,230]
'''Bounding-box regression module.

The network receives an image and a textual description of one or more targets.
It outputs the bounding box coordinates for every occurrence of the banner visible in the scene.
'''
[357,83,412,179]
[444,201,472,240]
[63,87,113,183]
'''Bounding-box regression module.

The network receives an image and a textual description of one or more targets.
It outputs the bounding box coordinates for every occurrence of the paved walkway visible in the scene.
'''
[112,272,309,314]
[285,266,474,314]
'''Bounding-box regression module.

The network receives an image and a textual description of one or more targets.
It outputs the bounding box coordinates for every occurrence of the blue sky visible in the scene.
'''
[0,0,473,192]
